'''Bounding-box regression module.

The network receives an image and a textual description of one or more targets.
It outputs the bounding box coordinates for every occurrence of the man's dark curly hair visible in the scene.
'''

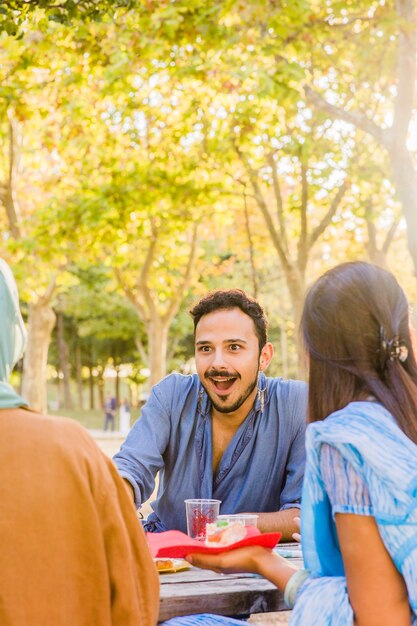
[189,289,268,350]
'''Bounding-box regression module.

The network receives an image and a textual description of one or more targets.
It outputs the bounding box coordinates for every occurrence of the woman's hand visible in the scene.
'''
[185,545,271,575]
[185,545,298,591]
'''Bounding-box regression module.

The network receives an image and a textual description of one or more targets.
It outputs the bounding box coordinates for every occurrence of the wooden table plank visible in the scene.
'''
[158,556,303,622]
[159,571,286,621]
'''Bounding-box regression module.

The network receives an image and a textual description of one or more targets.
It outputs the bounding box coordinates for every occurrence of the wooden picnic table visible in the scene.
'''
[157,545,303,623]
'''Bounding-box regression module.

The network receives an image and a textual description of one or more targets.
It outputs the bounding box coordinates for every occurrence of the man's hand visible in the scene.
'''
[292,516,301,543]
[256,507,301,540]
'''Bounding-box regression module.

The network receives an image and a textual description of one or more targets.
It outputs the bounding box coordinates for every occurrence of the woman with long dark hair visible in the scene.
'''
[185,261,417,626]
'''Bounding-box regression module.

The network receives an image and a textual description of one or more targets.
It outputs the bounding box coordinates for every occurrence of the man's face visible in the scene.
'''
[195,307,264,416]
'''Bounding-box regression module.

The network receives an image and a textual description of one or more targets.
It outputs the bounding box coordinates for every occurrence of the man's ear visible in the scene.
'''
[259,342,274,372]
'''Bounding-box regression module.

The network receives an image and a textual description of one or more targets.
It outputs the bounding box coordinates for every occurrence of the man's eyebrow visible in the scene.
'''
[195,338,248,345]
[224,338,247,344]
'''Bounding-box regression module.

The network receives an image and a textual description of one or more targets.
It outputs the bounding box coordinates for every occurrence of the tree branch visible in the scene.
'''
[0,109,22,238]
[114,267,148,322]
[365,200,378,260]
[297,157,308,269]
[163,221,198,323]
[267,151,288,254]
[308,181,348,248]
[137,217,158,291]
[304,85,386,145]
[364,200,399,266]
[135,218,159,317]
[39,274,58,306]
[134,336,149,367]
[243,191,259,298]
[382,217,400,255]
[233,141,291,271]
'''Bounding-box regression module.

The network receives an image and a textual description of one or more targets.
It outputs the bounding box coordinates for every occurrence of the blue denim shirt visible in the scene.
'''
[113,372,307,533]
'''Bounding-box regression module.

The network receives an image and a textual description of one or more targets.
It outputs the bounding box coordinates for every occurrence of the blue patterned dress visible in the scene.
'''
[291,401,417,625]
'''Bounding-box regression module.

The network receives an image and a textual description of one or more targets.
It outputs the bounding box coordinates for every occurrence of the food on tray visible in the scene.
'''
[205,519,247,546]
[154,558,190,573]
[155,558,175,571]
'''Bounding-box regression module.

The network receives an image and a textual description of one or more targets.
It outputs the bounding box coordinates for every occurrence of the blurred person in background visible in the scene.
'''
[103,393,117,431]
[120,397,132,436]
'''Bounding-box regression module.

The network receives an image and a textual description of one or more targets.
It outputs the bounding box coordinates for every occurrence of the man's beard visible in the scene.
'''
[202,371,259,414]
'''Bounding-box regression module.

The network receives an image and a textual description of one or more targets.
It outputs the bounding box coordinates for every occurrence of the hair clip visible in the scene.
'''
[380,327,408,363]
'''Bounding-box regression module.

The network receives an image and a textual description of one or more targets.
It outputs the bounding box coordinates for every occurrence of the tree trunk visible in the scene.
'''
[243,193,259,298]
[56,312,73,409]
[115,363,120,406]
[75,342,83,410]
[87,365,95,410]
[280,319,288,379]
[22,301,56,413]
[148,317,169,387]
[57,373,63,408]
[283,270,305,377]
[387,144,417,278]
[97,366,105,409]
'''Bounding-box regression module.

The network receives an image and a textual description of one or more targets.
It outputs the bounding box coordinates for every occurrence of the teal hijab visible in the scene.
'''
[0,259,28,408]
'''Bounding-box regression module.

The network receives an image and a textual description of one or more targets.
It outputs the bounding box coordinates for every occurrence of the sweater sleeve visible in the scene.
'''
[93,446,160,626]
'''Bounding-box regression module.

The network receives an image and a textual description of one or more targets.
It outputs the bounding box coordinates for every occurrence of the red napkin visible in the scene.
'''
[147,527,282,558]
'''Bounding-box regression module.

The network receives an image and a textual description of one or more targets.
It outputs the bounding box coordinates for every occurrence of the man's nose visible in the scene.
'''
[210,348,228,368]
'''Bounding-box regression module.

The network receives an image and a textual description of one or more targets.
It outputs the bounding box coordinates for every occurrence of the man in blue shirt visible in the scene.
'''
[113,289,307,540]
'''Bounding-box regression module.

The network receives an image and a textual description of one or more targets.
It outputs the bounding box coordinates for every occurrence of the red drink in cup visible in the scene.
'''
[184,499,221,541]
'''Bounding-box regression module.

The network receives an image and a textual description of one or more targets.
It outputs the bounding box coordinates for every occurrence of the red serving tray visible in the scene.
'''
[147,527,282,558]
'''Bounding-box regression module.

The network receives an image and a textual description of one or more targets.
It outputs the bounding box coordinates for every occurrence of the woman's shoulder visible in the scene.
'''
[312,401,391,431]
[305,402,394,453]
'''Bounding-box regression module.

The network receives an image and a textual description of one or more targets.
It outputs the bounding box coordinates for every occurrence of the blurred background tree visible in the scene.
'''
[1,0,416,420]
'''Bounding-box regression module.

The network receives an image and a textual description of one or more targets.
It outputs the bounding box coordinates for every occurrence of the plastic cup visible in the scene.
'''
[184,499,222,541]
[216,514,259,528]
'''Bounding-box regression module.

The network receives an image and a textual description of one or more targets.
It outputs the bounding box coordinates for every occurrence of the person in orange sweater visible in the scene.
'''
[0,258,159,626]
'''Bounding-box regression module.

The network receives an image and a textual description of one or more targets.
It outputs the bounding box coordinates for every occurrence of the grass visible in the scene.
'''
[50,406,141,430]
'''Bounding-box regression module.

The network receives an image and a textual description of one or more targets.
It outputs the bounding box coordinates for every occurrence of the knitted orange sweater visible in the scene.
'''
[0,408,159,626]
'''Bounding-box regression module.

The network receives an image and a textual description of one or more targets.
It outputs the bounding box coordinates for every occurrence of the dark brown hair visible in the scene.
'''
[301,261,417,443]
[189,289,268,350]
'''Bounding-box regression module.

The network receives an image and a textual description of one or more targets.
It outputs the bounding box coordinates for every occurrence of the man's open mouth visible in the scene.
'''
[208,375,238,392]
